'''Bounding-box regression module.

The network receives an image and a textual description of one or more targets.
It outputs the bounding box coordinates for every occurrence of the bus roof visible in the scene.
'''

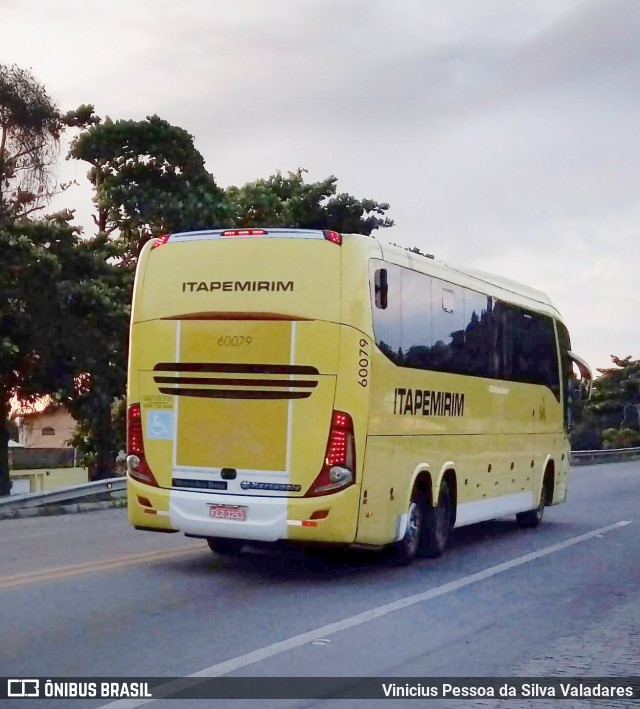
[152,228,562,320]
[341,232,562,320]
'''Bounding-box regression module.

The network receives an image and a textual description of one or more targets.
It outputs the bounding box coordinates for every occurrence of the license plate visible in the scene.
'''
[209,505,247,521]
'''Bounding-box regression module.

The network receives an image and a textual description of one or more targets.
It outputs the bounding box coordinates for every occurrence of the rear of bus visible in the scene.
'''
[126,228,371,549]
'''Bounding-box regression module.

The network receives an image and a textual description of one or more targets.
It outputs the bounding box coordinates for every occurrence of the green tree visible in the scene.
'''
[69,115,229,264]
[52,228,132,479]
[0,64,62,219]
[68,397,127,475]
[0,64,96,219]
[226,168,394,235]
[0,216,81,494]
[0,212,131,493]
[0,64,101,494]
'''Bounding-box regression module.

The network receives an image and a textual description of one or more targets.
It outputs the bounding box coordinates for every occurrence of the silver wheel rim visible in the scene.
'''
[536,486,546,521]
[406,501,421,555]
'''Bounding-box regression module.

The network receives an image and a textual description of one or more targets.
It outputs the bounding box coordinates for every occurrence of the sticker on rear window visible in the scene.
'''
[147,410,173,440]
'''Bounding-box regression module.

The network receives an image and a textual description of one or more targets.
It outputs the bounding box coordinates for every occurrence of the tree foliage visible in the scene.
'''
[0,212,132,493]
[51,229,132,479]
[0,64,96,220]
[69,115,229,264]
[226,168,394,235]
[0,64,62,218]
[571,355,640,450]
[591,356,640,414]
[68,397,127,473]
[0,215,78,494]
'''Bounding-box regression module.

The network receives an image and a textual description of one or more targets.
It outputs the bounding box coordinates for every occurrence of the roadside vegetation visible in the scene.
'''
[571,356,640,450]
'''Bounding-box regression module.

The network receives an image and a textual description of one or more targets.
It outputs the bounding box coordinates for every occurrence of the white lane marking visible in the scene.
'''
[99,520,631,708]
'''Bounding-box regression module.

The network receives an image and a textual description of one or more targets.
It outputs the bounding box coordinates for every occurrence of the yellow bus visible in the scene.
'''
[126,228,592,564]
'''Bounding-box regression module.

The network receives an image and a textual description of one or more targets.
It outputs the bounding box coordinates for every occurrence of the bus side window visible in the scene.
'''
[400,268,432,370]
[431,281,465,373]
[442,288,455,313]
[463,291,495,378]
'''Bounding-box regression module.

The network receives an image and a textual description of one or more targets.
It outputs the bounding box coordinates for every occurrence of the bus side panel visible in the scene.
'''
[356,435,398,545]
[127,319,177,530]
[129,319,178,490]
[534,386,569,505]
[356,349,542,544]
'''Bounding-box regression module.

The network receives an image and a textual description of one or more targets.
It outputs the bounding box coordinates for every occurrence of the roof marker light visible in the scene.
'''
[323,230,342,245]
[221,229,267,237]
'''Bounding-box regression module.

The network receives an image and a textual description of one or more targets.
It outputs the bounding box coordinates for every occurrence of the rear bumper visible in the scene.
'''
[171,488,287,542]
[127,476,360,543]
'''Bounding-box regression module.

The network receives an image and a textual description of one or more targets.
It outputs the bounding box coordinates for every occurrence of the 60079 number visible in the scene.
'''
[358,339,369,387]
[217,336,253,347]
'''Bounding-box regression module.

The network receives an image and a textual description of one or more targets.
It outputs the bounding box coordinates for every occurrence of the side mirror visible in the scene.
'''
[578,378,591,401]
[568,351,593,400]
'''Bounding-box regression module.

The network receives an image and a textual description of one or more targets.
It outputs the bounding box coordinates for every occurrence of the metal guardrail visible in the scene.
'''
[1,448,638,512]
[0,477,126,512]
[571,447,640,465]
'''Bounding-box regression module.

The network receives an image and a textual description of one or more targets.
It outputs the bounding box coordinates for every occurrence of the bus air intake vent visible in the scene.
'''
[153,363,319,400]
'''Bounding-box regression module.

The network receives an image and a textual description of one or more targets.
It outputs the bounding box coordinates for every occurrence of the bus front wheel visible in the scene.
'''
[419,479,452,558]
[207,538,245,556]
[516,482,547,528]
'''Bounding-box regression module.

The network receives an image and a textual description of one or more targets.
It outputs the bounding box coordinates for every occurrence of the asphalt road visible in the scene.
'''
[1,462,638,709]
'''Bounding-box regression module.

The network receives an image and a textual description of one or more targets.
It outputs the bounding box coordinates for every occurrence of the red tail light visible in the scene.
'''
[127,404,158,487]
[323,230,342,245]
[151,234,171,249]
[305,411,355,497]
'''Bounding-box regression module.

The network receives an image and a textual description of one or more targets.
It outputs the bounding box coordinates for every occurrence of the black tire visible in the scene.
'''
[517,482,547,528]
[419,479,452,558]
[390,494,426,566]
[207,537,245,556]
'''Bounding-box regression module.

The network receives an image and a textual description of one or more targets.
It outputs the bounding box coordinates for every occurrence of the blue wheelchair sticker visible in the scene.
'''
[146,410,173,440]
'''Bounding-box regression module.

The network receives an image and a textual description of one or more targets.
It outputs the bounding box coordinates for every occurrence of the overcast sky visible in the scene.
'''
[4,0,639,373]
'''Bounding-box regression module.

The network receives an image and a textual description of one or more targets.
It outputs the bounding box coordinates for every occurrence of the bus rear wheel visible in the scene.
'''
[390,494,425,566]
[207,538,245,556]
[419,479,452,558]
